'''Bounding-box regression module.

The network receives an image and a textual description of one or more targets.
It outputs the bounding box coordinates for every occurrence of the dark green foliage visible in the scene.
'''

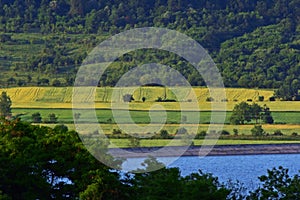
[1,119,300,199]
[251,125,265,136]
[261,104,274,124]
[219,130,230,136]
[258,96,264,101]
[269,96,276,101]
[233,128,239,136]
[195,131,207,139]
[206,97,214,102]
[128,135,140,147]
[247,166,300,199]
[230,102,253,125]
[292,132,298,136]
[273,130,284,136]
[275,84,300,101]
[52,79,61,86]
[48,113,58,123]
[132,157,230,200]
[159,129,170,139]
[0,119,122,199]
[123,94,134,102]
[31,112,42,123]
[53,124,68,133]
[0,0,299,88]
[0,92,12,118]
[112,128,122,135]
[230,102,273,125]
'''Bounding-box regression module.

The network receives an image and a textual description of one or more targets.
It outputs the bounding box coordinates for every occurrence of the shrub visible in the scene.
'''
[123,94,134,102]
[199,131,207,136]
[163,99,176,102]
[292,132,298,136]
[219,130,230,135]
[269,96,275,101]
[48,113,58,123]
[176,127,187,135]
[195,131,206,139]
[206,97,214,102]
[273,130,283,136]
[155,97,163,102]
[112,129,122,134]
[246,99,252,102]
[32,112,42,123]
[233,129,238,136]
[251,125,265,136]
[159,130,170,139]
[258,96,264,101]
[74,113,81,120]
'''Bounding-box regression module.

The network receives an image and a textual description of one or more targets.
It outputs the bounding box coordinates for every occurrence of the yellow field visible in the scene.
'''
[0,87,298,111]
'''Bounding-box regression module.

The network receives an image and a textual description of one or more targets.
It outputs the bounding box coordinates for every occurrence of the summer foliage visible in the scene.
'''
[0,0,299,89]
[0,119,299,199]
[0,91,12,118]
[230,102,273,125]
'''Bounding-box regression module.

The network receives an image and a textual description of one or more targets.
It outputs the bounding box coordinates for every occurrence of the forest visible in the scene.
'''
[0,0,299,89]
[1,119,300,199]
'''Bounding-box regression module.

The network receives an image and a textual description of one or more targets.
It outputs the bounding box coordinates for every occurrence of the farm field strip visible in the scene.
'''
[2,87,297,111]
[108,139,300,148]
[13,108,300,125]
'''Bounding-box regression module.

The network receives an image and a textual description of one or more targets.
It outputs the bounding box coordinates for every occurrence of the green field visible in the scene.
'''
[14,108,300,125]
[109,139,300,148]
[4,86,300,143]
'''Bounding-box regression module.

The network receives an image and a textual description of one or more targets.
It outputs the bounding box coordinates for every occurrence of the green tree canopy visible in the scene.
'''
[0,119,123,199]
[0,91,12,118]
[230,102,273,125]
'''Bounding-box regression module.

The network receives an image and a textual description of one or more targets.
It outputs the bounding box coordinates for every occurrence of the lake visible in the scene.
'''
[122,154,300,190]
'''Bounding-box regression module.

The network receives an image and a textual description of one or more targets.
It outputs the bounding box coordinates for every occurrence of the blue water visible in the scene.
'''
[123,154,300,190]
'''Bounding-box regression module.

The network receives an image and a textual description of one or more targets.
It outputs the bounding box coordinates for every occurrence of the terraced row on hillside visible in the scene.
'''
[0,87,275,104]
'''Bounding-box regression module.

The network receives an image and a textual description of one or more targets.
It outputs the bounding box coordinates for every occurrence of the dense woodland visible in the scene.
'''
[0,119,299,199]
[0,0,299,91]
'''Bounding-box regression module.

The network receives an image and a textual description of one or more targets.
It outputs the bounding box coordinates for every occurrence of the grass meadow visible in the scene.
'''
[108,139,300,148]
[4,86,300,146]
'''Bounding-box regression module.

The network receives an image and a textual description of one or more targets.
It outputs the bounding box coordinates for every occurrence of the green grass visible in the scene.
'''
[13,107,300,125]
[108,139,300,148]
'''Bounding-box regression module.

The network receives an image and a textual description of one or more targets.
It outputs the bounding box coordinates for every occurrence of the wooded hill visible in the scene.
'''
[0,0,299,90]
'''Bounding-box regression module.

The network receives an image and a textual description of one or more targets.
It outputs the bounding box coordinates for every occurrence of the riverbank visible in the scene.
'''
[109,143,300,158]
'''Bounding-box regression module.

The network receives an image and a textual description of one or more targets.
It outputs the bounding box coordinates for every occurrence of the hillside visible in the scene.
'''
[0,0,299,89]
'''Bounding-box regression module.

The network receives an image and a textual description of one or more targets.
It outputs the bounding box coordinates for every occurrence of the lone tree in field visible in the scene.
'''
[230,102,273,125]
[0,91,12,118]
[230,102,252,125]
